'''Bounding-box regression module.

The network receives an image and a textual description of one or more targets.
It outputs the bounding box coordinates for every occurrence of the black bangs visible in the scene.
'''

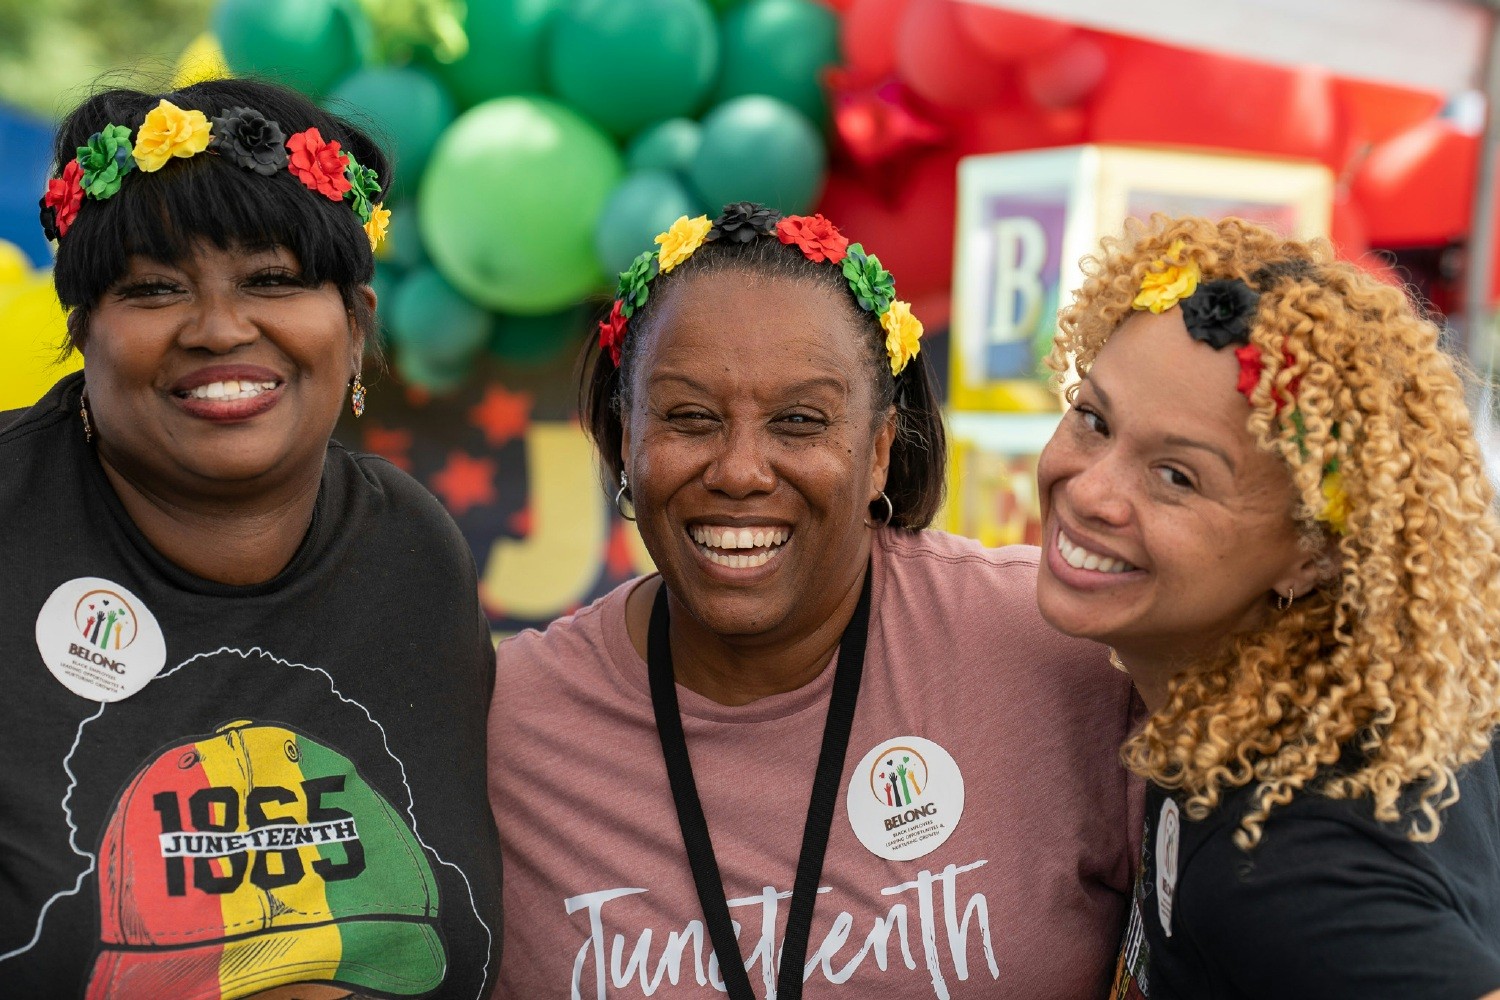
[49,78,391,312]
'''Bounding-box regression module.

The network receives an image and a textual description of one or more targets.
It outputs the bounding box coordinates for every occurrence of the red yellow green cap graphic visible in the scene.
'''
[86,720,445,999]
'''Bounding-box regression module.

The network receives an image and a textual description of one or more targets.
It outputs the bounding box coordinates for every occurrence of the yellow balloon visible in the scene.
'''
[0,239,32,288]
[173,32,232,89]
[0,273,80,412]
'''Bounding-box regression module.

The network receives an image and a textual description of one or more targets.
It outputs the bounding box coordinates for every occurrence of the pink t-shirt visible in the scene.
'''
[489,528,1143,999]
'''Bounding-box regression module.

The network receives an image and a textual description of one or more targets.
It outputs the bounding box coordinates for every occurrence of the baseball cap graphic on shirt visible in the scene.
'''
[871,746,930,809]
[75,589,136,651]
[86,720,446,1000]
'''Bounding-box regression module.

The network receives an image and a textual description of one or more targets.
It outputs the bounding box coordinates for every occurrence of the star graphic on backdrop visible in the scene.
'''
[361,425,414,472]
[429,451,498,516]
[470,385,533,447]
[509,507,532,537]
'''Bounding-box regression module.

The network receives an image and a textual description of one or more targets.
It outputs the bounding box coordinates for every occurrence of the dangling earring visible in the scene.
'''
[614,470,636,521]
[350,373,366,418]
[1276,586,1295,611]
[80,388,95,444]
[864,490,894,528]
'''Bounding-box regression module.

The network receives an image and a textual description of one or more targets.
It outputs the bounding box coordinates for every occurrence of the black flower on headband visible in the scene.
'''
[38,200,60,242]
[707,201,781,243]
[209,106,289,177]
[1180,279,1260,350]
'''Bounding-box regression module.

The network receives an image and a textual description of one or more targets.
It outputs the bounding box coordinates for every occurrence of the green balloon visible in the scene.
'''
[595,171,701,279]
[427,0,565,109]
[326,66,455,198]
[214,0,366,98]
[419,97,623,314]
[370,262,402,319]
[387,266,493,366]
[548,0,719,137]
[689,96,825,214]
[395,349,471,395]
[625,119,703,175]
[379,201,428,271]
[490,305,590,365]
[715,0,838,122]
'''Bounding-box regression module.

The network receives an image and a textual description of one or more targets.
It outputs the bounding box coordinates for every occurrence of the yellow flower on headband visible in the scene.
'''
[1132,240,1201,314]
[655,214,711,273]
[881,300,923,376]
[132,99,212,173]
[365,202,391,253]
[1319,469,1350,535]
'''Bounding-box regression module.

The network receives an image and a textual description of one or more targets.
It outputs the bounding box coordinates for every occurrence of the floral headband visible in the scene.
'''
[39,99,390,252]
[1132,241,1348,534]
[597,201,923,378]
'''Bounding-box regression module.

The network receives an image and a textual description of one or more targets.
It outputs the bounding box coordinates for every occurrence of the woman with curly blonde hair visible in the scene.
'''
[1035,215,1500,999]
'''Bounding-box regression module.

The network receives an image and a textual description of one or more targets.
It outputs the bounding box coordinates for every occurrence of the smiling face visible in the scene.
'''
[1035,308,1324,668]
[82,242,365,498]
[620,268,895,641]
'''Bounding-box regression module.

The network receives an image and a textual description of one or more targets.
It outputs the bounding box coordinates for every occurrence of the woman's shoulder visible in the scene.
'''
[879,528,1041,586]
[499,577,640,665]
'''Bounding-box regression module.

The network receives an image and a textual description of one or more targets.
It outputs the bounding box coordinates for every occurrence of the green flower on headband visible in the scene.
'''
[617,249,658,318]
[344,156,382,224]
[76,125,135,200]
[842,242,895,315]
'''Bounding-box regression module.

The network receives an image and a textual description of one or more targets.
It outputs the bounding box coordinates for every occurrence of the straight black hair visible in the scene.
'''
[47,77,390,350]
[579,222,947,530]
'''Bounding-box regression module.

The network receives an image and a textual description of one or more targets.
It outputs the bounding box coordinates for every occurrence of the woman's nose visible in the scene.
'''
[701,425,776,499]
[1066,451,1132,527]
[175,295,260,353]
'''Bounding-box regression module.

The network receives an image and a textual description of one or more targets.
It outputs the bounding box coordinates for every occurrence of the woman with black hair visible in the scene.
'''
[489,205,1140,999]
[0,79,501,999]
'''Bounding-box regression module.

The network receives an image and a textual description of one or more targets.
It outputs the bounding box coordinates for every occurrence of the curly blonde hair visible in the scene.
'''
[1050,215,1500,848]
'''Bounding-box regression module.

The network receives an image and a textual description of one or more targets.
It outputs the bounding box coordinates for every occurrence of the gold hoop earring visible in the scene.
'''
[350,373,366,418]
[614,470,636,522]
[80,388,94,444]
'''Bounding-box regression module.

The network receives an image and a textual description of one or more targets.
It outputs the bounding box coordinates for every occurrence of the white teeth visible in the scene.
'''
[1057,529,1137,574]
[187,380,277,401]
[688,525,791,566]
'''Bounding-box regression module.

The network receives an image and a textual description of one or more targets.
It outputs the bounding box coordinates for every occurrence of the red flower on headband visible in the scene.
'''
[776,213,849,264]
[1235,345,1300,413]
[42,160,85,239]
[599,299,628,367]
[286,128,351,201]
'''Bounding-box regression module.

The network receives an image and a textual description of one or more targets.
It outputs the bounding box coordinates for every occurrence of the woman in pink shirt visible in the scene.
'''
[489,203,1141,999]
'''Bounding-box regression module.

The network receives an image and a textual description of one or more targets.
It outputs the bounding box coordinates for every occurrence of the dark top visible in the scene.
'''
[0,372,503,1000]
[1115,740,1500,1000]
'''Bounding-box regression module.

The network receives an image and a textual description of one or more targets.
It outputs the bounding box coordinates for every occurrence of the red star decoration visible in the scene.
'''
[509,507,532,537]
[429,451,498,516]
[362,425,413,472]
[470,385,533,447]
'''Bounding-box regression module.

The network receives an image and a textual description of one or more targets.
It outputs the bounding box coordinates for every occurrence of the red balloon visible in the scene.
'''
[1334,78,1444,148]
[954,103,1084,155]
[953,3,1072,63]
[896,0,1012,109]
[1329,191,1368,259]
[818,151,958,298]
[1352,119,1478,247]
[1021,34,1107,108]
[840,0,910,77]
[1087,37,1336,161]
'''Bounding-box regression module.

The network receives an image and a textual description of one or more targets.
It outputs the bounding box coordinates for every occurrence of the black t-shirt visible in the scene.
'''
[0,373,503,999]
[1114,742,1500,999]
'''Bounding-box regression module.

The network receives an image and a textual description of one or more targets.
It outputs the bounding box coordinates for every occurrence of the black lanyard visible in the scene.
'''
[647,565,872,1000]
